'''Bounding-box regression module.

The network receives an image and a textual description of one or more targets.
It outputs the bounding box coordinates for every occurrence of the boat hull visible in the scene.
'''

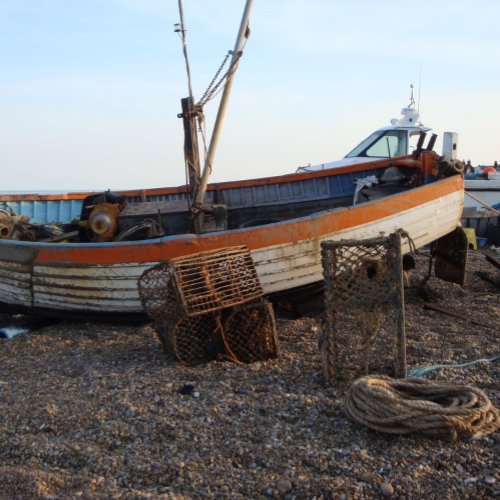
[464,179,500,210]
[0,176,464,318]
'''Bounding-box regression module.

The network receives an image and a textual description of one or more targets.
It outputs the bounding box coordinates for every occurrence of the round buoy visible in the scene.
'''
[483,166,496,173]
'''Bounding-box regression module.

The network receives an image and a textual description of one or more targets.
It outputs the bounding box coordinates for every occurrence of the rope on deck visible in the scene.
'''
[344,376,499,441]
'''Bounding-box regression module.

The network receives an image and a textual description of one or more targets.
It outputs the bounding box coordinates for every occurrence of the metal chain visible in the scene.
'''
[197,51,243,108]
[196,25,250,107]
[198,50,231,105]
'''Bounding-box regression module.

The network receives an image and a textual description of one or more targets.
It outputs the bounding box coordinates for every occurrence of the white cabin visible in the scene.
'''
[298,98,432,173]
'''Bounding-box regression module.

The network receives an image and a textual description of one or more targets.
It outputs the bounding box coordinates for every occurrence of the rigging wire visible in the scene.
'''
[175,0,194,102]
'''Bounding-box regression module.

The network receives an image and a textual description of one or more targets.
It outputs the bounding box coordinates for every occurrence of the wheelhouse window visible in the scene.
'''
[345,130,408,158]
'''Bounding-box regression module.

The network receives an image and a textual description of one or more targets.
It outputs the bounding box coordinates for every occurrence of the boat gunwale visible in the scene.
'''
[0,156,419,203]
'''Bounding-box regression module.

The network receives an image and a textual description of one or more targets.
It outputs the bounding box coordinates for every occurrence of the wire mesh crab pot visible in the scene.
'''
[221,299,279,363]
[320,232,406,385]
[138,246,278,365]
[154,313,223,366]
[139,260,224,365]
[138,245,263,319]
[168,246,264,317]
[138,261,177,320]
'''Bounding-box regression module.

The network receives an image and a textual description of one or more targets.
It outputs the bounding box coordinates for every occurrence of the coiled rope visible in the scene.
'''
[344,376,499,441]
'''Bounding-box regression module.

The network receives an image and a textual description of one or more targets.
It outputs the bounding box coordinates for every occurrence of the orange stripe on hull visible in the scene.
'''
[35,176,463,266]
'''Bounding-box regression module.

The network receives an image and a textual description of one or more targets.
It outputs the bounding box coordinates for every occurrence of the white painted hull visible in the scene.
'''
[254,190,462,293]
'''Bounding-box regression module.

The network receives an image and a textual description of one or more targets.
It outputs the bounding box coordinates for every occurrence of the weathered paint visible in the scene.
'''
[30,176,462,266]
[0,176,463,315]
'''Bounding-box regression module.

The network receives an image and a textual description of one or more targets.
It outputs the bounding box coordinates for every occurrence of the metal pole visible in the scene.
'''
[195,0,253,207]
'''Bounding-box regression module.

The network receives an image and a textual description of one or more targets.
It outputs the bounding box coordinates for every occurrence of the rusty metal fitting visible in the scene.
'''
[87,202,122,242]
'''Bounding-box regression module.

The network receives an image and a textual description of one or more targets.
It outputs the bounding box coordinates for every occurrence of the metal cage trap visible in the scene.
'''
[138,246,278,366]
[169,245,264,316]
[221,299,279,364]
[320,232,406,385]
[154,314,224,365]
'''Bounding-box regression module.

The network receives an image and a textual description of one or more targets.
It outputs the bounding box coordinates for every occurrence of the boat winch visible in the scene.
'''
[79,191,127,242]
[0,207,34,241]
[87,203,122,241]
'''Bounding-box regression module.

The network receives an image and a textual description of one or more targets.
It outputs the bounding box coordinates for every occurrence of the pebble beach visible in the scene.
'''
[0,250,498,499]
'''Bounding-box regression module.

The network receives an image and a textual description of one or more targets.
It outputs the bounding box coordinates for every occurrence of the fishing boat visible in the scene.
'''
[464,169,500,211]
[0,161,465,320]
[0,1,466,320]
[461,168,500,244]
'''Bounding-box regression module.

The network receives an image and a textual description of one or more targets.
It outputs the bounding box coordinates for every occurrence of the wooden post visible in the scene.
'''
[180,97,201,202]
[393,231,407,378]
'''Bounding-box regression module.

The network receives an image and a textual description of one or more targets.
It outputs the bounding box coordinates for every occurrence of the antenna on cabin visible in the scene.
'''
[409,84,415,109]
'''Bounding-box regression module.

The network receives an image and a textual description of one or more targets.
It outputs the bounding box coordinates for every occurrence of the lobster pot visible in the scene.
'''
[138,246,263,320]
[139,246,278,365]
[138,261,176,320]
[166,246,264,316]
[222,299,279,363]
[320,232,406,385]
[154,314,223,366]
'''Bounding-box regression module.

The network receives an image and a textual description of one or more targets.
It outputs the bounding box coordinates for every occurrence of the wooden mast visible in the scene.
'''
[176,1,201,211]
[180,97,201,198]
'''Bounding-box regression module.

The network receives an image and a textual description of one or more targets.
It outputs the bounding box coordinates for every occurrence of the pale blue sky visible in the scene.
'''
[1,0,499,190]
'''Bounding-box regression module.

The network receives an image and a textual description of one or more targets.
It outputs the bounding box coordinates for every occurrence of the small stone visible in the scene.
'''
[177,384,195,395]
[124,407,135,418]
[380,482,394,497]
[464,477,478,485]
[456,464,464,474]
[484,476,496,485]
[276,479,292,494]
[104,478,117,488]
